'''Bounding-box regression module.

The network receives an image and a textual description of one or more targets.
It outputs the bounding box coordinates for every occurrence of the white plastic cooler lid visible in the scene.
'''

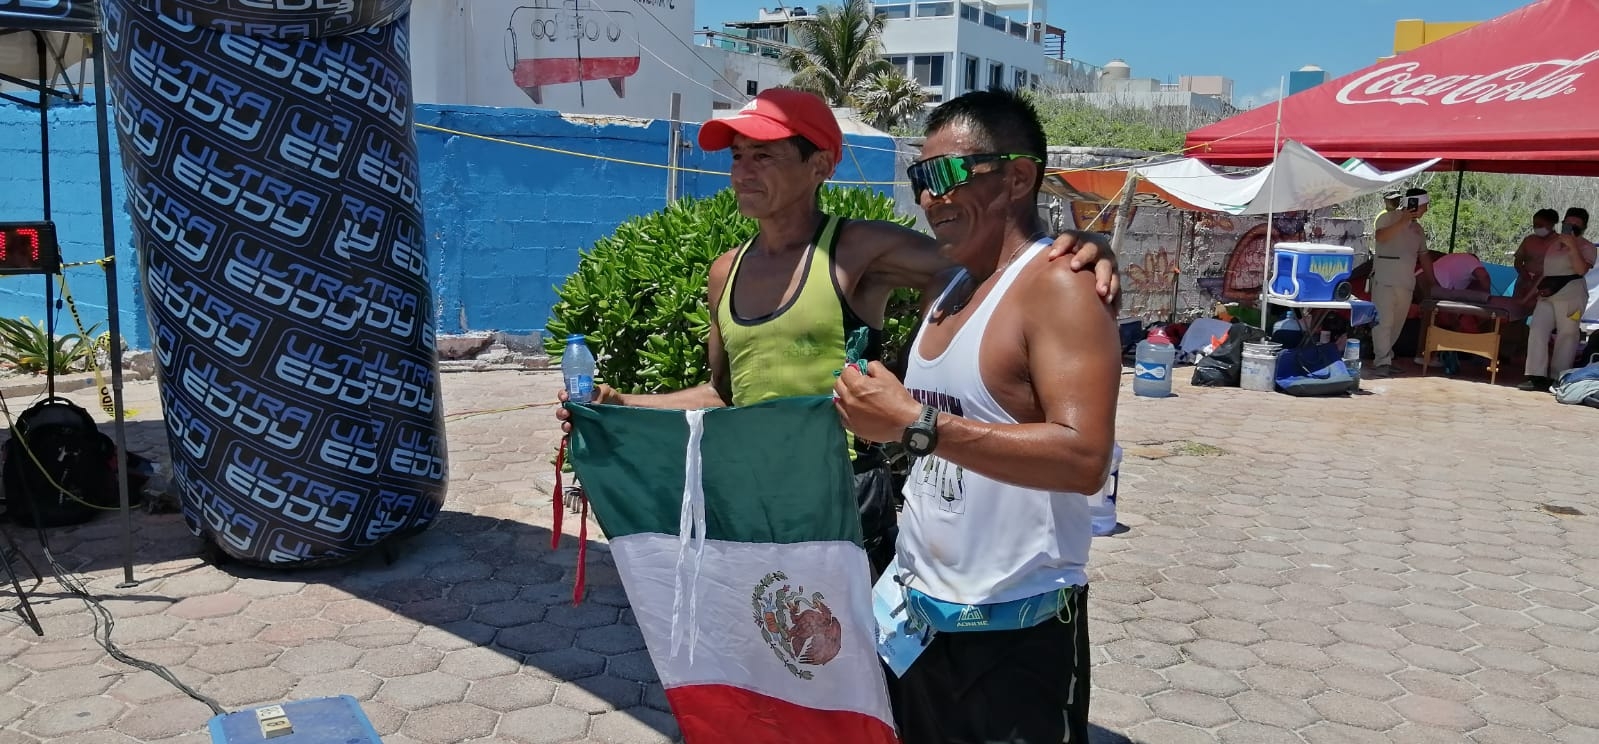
[1273,242,1355,255]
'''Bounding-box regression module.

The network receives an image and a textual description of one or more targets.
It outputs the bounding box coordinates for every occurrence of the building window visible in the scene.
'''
[1014,68,1027,90]
[888,56,909,76]
[876,3,911,19]
[959,3,980,22]
[1030,72,1040,90]
[989,61,1004,88]
[746,80,759,96]
[963,55,979,91]
[915,2,953,17]
[913,54,945,87]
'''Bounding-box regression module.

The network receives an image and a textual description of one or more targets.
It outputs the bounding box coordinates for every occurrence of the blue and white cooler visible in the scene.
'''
[1269,243,1356,302]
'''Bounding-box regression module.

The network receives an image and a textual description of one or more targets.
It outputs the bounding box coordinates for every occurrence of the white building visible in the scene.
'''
[694,8,814,110]
[1052,58,1237,128]
[695,0,1069,110]
[406,0,713,121]
[875,0,1066,104]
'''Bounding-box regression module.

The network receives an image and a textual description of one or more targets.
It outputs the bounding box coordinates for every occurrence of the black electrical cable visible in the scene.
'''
[0,388,228,717]
[30,525,228,717]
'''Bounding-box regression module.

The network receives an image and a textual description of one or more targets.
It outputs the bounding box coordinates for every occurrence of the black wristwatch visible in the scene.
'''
[902,405,939,456]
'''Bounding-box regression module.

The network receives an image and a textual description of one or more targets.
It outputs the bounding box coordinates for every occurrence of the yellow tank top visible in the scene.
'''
[716,215,882,408]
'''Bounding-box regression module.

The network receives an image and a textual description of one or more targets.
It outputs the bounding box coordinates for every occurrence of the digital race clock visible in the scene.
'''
[0,221,62,275]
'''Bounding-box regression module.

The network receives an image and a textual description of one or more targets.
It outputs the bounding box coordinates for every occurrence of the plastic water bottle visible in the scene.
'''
[1133,328,1176,398]
[1343,338,1362,390]
[1089,444,1123,536]
[1272,310,1304,346]
[562,334,597,403]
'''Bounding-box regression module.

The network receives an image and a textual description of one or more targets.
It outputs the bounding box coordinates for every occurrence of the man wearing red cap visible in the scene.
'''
[559,87,1117,576]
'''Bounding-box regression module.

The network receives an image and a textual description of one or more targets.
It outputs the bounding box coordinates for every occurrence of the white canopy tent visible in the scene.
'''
[1132,139,1438,216]
[1075,139,1433,328]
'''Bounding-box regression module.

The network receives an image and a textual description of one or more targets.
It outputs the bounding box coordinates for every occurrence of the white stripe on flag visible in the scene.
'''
[671,409,708,662]
[614,534,894,729]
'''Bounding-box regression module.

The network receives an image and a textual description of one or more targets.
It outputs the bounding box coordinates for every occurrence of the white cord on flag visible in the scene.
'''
[670,409,708,664]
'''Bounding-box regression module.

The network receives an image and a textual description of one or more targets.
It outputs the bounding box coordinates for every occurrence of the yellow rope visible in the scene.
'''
[414,118,1280,184]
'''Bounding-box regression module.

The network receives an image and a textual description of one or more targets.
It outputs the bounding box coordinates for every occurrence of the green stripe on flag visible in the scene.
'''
[565,396,861,546]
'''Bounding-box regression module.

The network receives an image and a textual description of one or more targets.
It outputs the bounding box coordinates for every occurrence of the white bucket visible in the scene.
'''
[1240,341,1282,392]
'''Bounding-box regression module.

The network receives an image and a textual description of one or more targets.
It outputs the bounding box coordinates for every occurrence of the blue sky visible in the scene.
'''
[693,0,1536,107]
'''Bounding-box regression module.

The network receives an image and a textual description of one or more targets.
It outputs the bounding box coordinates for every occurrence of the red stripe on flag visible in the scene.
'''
[666,684,899,744]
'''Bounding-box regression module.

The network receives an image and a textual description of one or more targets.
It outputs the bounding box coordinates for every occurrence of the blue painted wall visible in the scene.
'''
[0,98,140,346]
[0,99,899,348]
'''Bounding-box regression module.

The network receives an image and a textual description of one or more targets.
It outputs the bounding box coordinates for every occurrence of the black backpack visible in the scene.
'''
[1191,321,1269,387]
[1,397,118,528]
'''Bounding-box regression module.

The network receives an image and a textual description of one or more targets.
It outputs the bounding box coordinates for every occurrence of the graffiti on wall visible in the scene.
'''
[1111,207,1368,323]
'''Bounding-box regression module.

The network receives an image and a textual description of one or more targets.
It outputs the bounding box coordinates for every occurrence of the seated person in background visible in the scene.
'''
[1513,208,1560,311]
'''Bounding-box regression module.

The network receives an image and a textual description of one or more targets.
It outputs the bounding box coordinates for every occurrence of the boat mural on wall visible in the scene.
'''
[504,0,642,106]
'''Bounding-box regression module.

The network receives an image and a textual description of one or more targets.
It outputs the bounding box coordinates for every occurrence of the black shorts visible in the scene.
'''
[888,586,1091,744]
[852,448,900,580]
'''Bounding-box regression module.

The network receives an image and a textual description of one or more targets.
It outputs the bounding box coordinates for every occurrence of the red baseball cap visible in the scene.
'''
[698,88,843,162]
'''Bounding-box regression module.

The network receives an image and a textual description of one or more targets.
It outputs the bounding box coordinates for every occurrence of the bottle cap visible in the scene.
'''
[566,334,586,344]
[1147,327,1174,345]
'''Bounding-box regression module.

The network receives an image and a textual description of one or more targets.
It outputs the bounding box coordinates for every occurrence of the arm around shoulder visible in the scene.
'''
[854,220,953,292]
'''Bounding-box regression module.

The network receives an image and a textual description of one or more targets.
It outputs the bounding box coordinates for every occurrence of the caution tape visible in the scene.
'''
[0,256,115,280]
[56,270,138,418]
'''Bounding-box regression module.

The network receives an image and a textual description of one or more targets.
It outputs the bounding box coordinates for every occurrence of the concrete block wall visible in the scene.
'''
[0,99,900,349]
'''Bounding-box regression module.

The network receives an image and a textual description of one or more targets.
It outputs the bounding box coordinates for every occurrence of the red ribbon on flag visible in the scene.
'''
[550,434,589,605]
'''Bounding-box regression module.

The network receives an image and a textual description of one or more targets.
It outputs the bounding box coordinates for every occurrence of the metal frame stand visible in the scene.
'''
[0,24,139,631]
[0,522,43,635]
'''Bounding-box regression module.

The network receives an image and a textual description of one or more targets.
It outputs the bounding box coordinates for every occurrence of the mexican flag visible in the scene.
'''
[564,396,897,744]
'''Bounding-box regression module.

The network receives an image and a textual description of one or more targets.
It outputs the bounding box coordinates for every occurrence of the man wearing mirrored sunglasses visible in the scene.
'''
[556,87,1119,578]
[832,87,1118,744]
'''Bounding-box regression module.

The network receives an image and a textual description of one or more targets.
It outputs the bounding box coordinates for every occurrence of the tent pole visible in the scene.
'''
[1259,76,1285,331]
[1107,168,1138,281]
[1167,212,1184,324]
[90,33,138,588]
[1447,168,1464,253]
[37,31,57,399]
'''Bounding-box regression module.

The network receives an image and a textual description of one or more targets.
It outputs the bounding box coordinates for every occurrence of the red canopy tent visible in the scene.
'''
[1185,0,1599,177]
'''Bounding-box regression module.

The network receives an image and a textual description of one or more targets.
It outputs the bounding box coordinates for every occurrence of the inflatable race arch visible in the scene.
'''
[100,0,448,567]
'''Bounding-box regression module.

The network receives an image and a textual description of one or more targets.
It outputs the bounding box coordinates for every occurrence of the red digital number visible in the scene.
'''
[0,228,42,264]
[20,228,39,261]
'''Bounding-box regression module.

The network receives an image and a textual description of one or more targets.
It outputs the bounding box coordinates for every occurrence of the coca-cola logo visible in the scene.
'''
[1336,50,1599,105]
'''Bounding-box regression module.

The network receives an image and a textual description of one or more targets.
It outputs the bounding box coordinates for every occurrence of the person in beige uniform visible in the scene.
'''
[1368,187,1434,376]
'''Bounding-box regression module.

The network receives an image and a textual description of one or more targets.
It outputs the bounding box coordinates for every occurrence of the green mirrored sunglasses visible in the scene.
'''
[907,153,1041,198]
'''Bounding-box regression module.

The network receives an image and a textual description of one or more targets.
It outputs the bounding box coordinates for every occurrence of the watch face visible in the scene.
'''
[908,431,932,452]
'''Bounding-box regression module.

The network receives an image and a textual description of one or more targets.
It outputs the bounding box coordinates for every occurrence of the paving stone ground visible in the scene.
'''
[0,366,1596,743]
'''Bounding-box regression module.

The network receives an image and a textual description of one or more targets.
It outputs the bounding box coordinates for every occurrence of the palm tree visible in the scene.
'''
[784,0,927,130]
[854,70,927,131]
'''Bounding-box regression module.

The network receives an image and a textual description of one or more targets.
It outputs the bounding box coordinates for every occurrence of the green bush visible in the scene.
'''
[544,186,919,394]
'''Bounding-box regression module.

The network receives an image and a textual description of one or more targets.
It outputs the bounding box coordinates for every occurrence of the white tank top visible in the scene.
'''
[896,238,1091,606]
